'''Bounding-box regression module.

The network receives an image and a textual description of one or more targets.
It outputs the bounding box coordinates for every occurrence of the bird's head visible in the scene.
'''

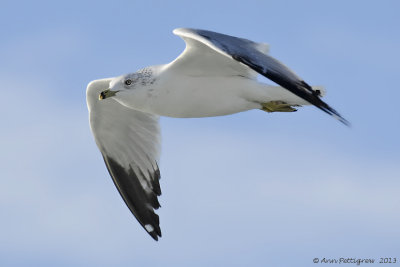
[98,69,156,112]
[99,73,139,100]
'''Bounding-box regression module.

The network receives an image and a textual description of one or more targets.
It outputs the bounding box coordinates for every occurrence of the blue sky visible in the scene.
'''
[1,0,399,266]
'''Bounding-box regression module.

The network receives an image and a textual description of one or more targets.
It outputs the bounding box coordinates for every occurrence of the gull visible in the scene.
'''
[86,28,348,241]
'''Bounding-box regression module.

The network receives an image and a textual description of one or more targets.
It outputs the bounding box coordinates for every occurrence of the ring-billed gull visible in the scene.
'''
[86,28,348,240]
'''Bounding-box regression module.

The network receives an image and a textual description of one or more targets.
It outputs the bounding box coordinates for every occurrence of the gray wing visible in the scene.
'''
[172,28,348,125]
[87,79,162,240]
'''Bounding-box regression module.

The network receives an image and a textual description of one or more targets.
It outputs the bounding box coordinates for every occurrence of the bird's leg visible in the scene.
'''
[261,101,299,113]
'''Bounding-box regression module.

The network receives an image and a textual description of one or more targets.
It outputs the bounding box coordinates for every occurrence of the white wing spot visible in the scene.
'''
[145,224,154,232]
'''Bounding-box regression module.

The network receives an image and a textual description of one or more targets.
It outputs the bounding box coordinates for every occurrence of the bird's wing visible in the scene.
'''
[87,78,162,240]
[168,28,269,79]
[170,28,348,125]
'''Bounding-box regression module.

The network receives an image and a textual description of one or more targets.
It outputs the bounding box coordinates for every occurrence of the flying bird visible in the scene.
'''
[86,28,348,241]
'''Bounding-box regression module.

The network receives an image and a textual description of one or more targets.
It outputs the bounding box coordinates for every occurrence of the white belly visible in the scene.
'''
[147,75,261,117]
[112,73,308,118]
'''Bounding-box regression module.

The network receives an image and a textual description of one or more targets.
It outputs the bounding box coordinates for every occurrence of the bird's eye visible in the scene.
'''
[125,79,132,86]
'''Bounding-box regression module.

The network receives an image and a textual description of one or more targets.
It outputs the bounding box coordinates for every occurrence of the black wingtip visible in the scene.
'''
[314,98,351,127]
[337,115,351,127]
[149,231,160,241]
[333,114,351,127]
[101,155,163,241]
[231,54,350,126]
[284,79,351,127]
[146,221,162,241]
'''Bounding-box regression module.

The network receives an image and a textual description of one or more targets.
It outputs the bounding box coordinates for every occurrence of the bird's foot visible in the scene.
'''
[261,101,299,113]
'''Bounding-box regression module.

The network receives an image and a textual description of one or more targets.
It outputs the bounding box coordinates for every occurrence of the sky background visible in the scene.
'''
[1,0,399,266]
